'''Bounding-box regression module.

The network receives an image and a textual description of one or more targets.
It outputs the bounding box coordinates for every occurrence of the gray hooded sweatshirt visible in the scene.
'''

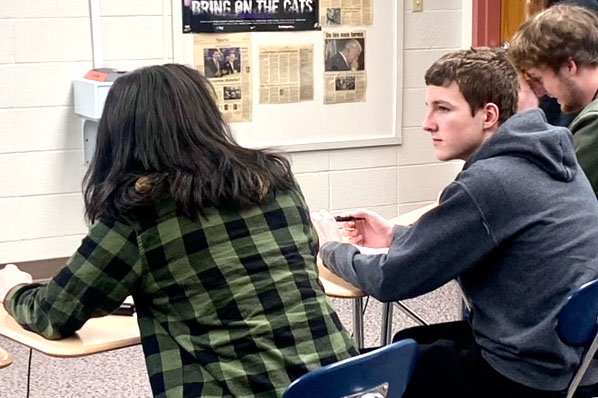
[320,109,598,390]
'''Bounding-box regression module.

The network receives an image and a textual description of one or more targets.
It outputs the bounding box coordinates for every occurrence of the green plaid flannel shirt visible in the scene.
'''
[5,187,357,397]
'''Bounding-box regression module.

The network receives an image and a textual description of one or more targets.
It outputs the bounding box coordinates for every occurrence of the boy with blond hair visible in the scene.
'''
[510,4,598,196]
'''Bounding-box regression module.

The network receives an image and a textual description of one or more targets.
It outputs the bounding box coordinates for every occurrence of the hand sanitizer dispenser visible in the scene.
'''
[73,68,126,165]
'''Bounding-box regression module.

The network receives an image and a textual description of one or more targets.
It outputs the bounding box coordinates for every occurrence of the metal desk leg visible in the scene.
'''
[395,301,429,326]
[458,292,471,321]
[380,302,394,346]
[353,297,364,349]
[458,296,466,320]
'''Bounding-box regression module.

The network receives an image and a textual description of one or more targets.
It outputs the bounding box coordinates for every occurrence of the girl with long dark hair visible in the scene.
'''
[0,64,356,397]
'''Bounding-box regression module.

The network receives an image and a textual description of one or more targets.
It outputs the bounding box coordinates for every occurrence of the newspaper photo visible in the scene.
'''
[320,0,372,26]
[259,45,314,104]
[183,0,320,33]
[194,33,253,122]
[323,30,366,104]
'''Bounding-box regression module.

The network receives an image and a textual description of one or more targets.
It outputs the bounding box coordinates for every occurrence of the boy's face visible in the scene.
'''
[526,64,586,114]
[422,82,490,161]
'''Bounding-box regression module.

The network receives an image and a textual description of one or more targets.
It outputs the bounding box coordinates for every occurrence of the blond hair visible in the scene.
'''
[510,4,598,71]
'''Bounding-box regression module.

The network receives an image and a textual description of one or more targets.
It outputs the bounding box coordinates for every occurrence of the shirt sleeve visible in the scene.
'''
[320,181,498,302]
[3,218,143,339]
[572,112,598,197]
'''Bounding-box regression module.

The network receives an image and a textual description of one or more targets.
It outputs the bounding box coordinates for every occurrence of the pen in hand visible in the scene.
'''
[334,216,365,222]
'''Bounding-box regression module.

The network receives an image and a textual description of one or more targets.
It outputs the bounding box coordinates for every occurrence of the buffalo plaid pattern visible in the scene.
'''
[5,188,357,397]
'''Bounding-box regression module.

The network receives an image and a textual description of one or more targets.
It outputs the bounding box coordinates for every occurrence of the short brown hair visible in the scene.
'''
[509,4,598,72]
[425,48,518,124]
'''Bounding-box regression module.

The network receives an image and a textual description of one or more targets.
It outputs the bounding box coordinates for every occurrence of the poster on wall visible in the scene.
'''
[183,0,320,33]
[195,33,253,122]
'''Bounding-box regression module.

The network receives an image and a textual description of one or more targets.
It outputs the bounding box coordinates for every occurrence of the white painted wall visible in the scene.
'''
[0,0,470,263]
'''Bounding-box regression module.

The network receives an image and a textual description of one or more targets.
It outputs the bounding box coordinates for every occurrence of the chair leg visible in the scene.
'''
[395,301,429,326]
[380,302,394,346]
[353,297,364,349]
[457,287,472,321]
[458,297,468,321]
[566,333,598,398]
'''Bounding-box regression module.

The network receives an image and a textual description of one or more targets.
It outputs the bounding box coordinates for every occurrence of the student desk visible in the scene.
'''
[318,261,367,349]
[380,202,440,344]
[0,306,140,358]
[0,202,436,355]
[318,202,439,348]
[0,345,13,368]
[390,202,438,226]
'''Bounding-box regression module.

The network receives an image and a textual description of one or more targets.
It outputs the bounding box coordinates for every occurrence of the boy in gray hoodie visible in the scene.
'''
[311,48,598,397]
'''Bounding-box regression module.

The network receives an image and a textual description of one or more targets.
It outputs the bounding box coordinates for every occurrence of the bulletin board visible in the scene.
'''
[172,1,403,152]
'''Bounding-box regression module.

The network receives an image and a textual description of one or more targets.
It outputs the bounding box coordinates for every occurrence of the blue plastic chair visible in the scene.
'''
[283,338,418,398]
[557,279,598,398]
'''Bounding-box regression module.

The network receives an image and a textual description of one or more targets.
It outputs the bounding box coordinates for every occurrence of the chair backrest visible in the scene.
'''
[556,279,598,398]
[283,339,418,398]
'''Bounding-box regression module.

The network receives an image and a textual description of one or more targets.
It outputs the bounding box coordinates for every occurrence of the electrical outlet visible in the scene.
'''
[412,0,423,12]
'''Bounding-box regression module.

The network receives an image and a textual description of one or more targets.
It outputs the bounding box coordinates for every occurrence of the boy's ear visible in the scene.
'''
[483,103,500,129]
[563,58,578,76]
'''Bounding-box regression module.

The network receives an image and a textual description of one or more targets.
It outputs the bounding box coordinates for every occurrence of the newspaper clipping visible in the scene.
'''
[259,45,314,104]
[320,0,372,26]
[323,30,366,104]
[195,33,253,122]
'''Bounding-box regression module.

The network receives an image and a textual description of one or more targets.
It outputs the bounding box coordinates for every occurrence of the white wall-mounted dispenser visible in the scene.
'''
[73,69,126,165]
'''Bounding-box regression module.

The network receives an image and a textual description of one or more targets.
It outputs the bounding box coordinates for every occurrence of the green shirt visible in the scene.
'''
[570,94,598,197]
[5,188,357,397]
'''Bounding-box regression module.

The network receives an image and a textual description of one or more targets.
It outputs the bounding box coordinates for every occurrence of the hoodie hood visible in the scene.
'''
[464,108,578,182]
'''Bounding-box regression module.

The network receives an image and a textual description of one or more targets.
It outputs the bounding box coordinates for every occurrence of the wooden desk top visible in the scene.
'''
[0,345,13,369]
[390,202,438,226]
[0,306,141,358]
[318,261,366,299]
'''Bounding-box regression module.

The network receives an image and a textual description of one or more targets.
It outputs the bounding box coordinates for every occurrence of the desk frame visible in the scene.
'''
[0,345,13,369]
[0,307,140,358]
[318,263,367,349]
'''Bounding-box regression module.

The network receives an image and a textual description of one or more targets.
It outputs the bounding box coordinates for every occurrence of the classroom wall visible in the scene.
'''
[0,0,469,264]
[292,0,466,216]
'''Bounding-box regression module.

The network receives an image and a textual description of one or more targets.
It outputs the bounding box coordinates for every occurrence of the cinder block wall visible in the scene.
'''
[292,0,466,216]
[0,0,469,264]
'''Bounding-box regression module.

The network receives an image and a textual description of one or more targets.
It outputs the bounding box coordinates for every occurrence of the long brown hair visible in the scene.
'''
[83,64,295,223]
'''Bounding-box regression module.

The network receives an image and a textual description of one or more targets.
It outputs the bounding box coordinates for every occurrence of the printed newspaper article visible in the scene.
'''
[259,45,314,104]
[323,30,366,104]
[194,33,253,122]
[320,0,372,26]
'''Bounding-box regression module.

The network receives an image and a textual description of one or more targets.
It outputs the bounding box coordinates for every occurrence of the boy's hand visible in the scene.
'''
[338,208,395,248]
